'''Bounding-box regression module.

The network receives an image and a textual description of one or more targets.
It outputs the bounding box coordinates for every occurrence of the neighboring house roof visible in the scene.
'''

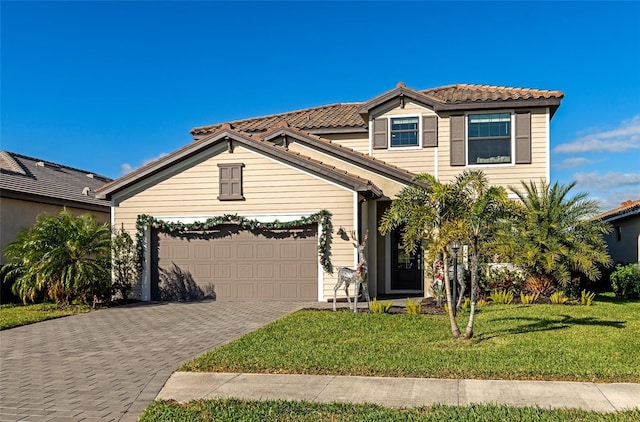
[96,128,383,200]
[596,199,640,222]
[0,151,112,210]
[191,82,564,138]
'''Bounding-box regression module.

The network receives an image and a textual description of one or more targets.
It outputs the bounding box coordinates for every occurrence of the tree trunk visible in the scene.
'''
[465,238,479,339]
[443,251,461,338]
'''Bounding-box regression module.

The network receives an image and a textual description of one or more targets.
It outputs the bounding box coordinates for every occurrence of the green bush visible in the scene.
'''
[488,289,513,305]
[581,290,596,306]
[371,298,393,314]
[550,291,569,305]
[405,298,422,315]
[520,292,539,304]
[479,265,525,295]
[610,264,640,299]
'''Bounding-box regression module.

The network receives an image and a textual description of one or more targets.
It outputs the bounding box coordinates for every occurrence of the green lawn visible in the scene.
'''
[0,303,91,330]
[182,294,640,382]
[140,399,640,421]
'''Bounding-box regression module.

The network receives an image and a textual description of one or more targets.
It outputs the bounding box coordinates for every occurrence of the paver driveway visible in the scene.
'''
[0,300,306,421]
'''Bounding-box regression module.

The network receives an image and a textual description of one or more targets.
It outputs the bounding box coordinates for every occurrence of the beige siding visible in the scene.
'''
[0,197,110,264]
[437,108,549,189]
[321,132,369,154]
[112,143,358,301]
[367,102,438,174]
[286,142,408,198]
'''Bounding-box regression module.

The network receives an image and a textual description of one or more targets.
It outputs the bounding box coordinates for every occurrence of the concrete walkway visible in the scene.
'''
[158,372,640,413]
[0,301,309,422]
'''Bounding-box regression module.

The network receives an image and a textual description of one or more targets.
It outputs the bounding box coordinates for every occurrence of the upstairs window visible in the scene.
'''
[390,117,419,147]
[467,113,512,164]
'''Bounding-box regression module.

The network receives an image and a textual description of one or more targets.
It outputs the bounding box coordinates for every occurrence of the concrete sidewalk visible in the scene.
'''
[157,372,640,412]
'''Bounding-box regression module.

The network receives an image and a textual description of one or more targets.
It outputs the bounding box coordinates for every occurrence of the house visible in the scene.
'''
[597,199,640,264]
[0,151,112,264]
[96,82,564,302]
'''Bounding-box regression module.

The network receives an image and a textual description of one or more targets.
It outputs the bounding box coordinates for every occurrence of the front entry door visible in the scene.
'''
[390,227,422,291]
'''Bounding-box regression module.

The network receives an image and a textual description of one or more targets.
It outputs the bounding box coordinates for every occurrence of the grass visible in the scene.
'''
[140,398,640,421]
[182,293,640,382]
[0,303,91,330]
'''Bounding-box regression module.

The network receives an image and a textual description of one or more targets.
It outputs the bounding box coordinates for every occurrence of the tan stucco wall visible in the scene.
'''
[604,215,640,264]
[0,197,110,264]
[112,142,359,301]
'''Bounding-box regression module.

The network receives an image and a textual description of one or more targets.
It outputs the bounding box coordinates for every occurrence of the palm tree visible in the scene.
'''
[4,209,112,305]
[380,174,466,338]
[453,170,511,339]
[493,180,611,293]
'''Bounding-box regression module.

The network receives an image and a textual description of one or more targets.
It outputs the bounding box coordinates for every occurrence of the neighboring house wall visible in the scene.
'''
[0,197,110,264]
[111,142,359,300]
[604,215,640,264]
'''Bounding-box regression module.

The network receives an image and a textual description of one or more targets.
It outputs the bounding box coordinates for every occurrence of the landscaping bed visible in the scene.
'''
[182,293,640,383]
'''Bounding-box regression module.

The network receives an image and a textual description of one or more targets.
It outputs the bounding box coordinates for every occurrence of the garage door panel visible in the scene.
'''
[152,225,317,300]
[194,246,211,259]
[237,264,253,278]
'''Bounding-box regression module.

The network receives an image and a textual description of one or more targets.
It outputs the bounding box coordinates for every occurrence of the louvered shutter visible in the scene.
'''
[450,115,465,166]
[422,115,438,147]
[372,118,388,149]
[515,112,532,164]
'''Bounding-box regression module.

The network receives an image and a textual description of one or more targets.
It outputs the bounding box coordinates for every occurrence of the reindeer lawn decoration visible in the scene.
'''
[333,230,371,312]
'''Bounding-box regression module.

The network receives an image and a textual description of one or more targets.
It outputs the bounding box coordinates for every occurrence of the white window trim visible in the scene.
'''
[388,114,422,150]
[465,110,516,168]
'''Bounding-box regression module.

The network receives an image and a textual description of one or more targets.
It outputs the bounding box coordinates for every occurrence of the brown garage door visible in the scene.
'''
[151,224,318,301]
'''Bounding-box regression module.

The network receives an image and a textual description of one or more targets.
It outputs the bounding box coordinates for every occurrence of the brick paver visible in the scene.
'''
[0,300,306,421]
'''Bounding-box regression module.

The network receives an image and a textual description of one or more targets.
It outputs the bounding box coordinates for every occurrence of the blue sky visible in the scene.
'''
[2,1,639,210]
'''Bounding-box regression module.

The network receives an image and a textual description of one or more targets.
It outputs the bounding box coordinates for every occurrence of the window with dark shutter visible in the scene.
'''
[515,112,532,164]
[422,115,438,148]
[373,118,388,149]
[218,163,244,200]
[450,115,466,166]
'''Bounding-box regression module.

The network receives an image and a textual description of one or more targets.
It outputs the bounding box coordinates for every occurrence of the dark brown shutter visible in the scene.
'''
[218,163,244,200]
[515,112,532,164]
[422,115,438,147]
[450,115,465,166]
[372,118,388,149]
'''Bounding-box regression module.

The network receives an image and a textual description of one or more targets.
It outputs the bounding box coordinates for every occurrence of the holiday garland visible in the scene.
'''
[135,210,333,274]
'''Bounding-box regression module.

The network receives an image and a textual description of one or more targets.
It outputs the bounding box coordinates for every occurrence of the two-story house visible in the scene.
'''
[96,82,564,302]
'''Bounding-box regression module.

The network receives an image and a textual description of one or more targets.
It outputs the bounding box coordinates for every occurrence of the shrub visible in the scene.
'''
[476,299,488,308]
[610,263,640,299]
[111,226,137,300]
[405,298,421,315]
[371,298,393,314]
[520,292,539,304]
[479,265,525,294]
[488,289,513,305]
[525,275,555,296]
[461,297,471,312]
[550,291,569,305]
[580,290,596,306]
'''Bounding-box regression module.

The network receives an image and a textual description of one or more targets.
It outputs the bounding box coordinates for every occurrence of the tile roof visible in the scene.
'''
[421,84,564,103]
[191,83,564,137]
[258,124,418,184]
[192,103,366,136]
[0,151,112,208]
[596,199,640,221]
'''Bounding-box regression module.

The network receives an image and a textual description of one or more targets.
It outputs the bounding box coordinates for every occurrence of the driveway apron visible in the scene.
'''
[0,301,304,421]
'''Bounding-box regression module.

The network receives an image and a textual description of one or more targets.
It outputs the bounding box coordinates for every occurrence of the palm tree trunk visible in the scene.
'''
[465,238,479,339]
[443,251,461,338]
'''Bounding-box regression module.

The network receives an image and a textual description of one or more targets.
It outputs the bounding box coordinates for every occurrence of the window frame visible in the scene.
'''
[465,111,516,167]
[388,114,422,150]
